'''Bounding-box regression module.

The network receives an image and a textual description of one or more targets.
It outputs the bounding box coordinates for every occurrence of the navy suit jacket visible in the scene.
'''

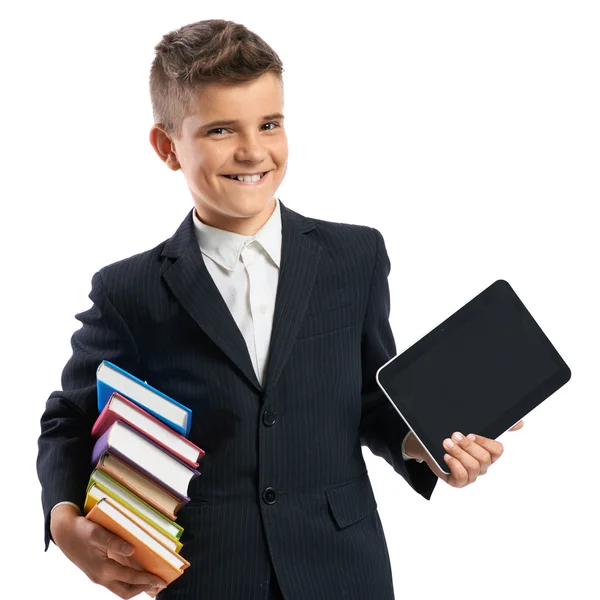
[37,200,438,600]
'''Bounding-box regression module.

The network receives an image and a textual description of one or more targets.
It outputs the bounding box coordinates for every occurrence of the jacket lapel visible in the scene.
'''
[263,203,322,394]
[161,211,262,393]
[160,200,322,396]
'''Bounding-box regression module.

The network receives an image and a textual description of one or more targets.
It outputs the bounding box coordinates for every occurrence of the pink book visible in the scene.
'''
[92,392,204,468]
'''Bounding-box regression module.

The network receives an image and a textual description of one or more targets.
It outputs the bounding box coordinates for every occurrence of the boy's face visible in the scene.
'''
[150,72,288,235]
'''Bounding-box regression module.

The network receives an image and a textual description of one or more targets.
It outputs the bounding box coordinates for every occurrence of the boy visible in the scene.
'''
[37,19,522,600]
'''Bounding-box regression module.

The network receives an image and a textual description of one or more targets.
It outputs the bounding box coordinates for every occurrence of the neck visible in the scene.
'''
[194,197,277,235]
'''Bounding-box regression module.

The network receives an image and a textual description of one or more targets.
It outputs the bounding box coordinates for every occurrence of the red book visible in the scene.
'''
[92,392,204,468]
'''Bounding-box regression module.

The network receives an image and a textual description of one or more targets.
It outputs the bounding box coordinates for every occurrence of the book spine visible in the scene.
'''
[91,402,119,438]
[91,427,112,465]
[97,379,116,414]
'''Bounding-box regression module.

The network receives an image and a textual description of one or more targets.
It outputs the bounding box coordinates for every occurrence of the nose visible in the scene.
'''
[234,132,268,164]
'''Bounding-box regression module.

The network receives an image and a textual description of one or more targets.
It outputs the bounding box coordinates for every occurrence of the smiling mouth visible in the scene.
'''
[222,171,269,181]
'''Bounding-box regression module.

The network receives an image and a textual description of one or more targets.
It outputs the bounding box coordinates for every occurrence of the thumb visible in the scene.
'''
[88,522,134,556]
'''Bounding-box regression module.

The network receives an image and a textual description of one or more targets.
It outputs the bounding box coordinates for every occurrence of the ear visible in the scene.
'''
[149,124,181,171]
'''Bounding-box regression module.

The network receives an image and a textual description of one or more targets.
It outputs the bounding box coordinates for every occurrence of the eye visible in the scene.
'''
[262,121,280,131]
[208,127,229,136]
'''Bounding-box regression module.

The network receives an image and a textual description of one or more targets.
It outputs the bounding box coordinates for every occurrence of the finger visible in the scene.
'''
[88,523,134,557]
[451,433,493,475]
[105,580,163,600]
[443,452,469,488]
[145,585,164,599]
[466,433,504,463]
[107,549,145,571]
[444,433,480,484]
[509,420,524,431]
[89,556,167,591]
[105,561,167,589]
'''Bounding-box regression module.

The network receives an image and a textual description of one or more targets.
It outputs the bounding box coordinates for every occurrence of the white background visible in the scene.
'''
[1,1,598,598]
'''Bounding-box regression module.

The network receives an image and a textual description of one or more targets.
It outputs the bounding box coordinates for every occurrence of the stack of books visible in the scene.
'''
[83,361,205,593]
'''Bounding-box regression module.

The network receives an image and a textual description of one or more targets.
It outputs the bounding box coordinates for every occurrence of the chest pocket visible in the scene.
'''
[296,304,354,340]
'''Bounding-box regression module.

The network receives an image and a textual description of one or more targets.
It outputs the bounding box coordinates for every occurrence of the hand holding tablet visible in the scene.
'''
[403,421,523,486]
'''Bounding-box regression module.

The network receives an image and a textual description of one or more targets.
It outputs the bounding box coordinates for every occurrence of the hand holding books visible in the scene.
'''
[50,503,168,597]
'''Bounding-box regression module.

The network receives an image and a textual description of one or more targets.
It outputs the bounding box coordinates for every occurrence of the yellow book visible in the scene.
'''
[85,484,183,553]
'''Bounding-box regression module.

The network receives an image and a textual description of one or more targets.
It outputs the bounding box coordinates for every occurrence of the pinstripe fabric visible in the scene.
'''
[37,200,438,599]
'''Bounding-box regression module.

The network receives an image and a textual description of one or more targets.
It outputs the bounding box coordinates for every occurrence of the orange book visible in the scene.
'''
[86,497,190,591]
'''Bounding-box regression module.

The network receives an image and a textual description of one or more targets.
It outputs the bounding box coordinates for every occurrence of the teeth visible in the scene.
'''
[227,172,265,182]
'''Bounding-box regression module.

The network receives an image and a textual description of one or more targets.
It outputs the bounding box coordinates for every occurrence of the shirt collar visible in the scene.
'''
[192,197,282,271]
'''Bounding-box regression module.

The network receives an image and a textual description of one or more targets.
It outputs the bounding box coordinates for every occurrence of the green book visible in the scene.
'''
[85,468,184,540]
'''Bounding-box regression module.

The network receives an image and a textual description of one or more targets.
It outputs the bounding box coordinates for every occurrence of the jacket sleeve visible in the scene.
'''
[36,270,142,550]
[359,228,438,500]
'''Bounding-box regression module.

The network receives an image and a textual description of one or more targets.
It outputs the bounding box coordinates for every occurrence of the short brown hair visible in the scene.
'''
[149,19,284,138]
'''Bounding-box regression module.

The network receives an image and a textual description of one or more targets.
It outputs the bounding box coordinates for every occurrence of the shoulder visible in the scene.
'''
[293,211,388,289]
[298,210,382,259]
[285,202,381,252]
[94,238,169,302]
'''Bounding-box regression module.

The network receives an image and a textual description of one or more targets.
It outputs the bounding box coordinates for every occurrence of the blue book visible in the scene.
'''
[96,360,192,437]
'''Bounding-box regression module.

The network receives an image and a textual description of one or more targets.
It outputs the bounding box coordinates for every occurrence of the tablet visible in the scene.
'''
[375,279,571,475]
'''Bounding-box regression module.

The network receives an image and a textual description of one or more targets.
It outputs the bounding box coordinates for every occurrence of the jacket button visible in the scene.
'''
[263,409,276,426]
[262,487,278,505]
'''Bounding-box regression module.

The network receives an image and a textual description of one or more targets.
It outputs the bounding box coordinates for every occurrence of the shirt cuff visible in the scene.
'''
[51,501,82,515]
[401,431,423,463]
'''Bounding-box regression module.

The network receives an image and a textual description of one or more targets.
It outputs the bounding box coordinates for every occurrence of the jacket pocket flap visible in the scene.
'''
[325,472,377,530]
[296,304,353,340]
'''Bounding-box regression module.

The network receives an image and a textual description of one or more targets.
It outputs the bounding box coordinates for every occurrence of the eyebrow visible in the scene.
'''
[201,113,285,130]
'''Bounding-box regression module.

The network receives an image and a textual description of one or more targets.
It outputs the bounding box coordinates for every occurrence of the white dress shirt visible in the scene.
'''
[192,198,282,388]
[51,199,419,518]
